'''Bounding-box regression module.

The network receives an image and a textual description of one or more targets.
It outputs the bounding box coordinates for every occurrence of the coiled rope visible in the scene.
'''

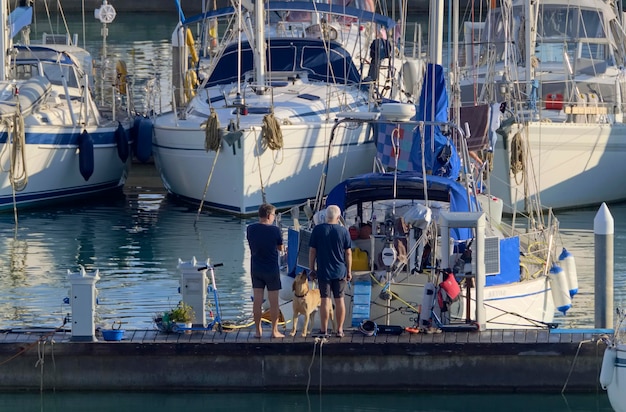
[261,113,283,150]
[7,113,28,193]
[510,131,525,185]
[203,109,221,152]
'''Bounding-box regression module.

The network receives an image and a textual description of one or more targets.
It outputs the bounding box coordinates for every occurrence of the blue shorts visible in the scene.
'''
[251,272,281,291]
[318,278,347,299]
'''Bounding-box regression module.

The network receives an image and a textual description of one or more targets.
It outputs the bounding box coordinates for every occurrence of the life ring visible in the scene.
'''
[184,69,199,102]
[186,28,198,67]
[115,60,128,95]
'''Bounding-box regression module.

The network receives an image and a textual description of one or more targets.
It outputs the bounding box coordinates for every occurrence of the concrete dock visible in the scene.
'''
[0,327,609,392]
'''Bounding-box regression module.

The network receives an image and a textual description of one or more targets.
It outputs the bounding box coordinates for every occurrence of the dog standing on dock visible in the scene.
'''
[290,272,335,337]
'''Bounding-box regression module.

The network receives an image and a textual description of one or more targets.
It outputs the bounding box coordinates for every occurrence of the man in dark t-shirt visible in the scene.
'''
[246,203,284,338]
[308,204,352,337]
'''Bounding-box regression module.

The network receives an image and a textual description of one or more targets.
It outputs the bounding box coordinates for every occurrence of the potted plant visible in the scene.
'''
[154,302,195,333]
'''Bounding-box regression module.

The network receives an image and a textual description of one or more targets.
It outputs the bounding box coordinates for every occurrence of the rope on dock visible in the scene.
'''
[560,338,597,394]
[306,337,327,396]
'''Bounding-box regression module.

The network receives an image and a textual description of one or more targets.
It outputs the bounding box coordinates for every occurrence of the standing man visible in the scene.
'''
[308,204,352,337]
[246,203,285,338]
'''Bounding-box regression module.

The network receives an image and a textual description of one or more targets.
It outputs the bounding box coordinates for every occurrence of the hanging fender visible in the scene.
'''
[78,130,94,181]
[134,117,153,163]
[115,123,129,163]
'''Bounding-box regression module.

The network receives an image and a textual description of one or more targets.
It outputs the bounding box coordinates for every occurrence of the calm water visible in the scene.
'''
[0,392,615,412]
[0,8,621,411]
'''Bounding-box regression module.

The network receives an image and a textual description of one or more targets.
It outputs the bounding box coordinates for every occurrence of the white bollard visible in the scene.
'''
[178,257,209,327]
[68,267,100,342]
[594,203,614,329]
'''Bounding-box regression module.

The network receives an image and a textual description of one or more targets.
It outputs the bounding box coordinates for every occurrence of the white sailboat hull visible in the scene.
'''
[153,105,375,216]
[0,125,131,210]
[490,121,626,213]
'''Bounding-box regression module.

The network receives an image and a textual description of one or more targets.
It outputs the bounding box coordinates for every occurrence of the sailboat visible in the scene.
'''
[278,63,578,331]
[151,0,426,216]
[0,0,134,212]
[458,0,626,213]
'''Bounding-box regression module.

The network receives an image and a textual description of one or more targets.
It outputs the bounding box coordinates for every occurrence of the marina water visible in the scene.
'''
[0,9,621,411]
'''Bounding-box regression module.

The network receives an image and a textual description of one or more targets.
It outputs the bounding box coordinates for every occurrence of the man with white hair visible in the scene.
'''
[308,204,352,337]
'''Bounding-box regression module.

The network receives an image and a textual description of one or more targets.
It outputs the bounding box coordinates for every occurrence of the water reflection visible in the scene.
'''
[0,191,255,330]
[0,391,614,412]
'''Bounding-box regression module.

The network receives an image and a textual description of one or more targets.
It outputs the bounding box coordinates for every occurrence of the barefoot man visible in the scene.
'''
[246,203,285,338]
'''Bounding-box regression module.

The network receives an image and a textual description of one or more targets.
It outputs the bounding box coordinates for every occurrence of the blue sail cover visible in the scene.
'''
[410,63,460,179]
[375,64,460,179]
[325,171,472,240]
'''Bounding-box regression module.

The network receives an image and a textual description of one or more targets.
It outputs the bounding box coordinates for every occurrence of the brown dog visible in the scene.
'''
[290,272,335,337]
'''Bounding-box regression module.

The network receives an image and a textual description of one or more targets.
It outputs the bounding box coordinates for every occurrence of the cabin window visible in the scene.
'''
[41,63,79,88]
[12,63,37,80]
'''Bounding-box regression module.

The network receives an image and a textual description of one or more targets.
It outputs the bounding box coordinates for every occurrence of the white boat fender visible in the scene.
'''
[600,346,617,389]
[420,282,436,327]
[548,265,572,315]
[135,117,153,163]
[78,130,94,181]
[115,123,129,163]
[558,248,579,298]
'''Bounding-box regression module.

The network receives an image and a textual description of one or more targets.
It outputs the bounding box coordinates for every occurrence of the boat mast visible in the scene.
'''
[524,0,536,111]
[0,0,8,80]
[428,0,443,65]
[254,0,266,94]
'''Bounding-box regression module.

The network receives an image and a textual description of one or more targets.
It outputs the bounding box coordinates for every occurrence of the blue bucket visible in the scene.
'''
[101,329,125,341]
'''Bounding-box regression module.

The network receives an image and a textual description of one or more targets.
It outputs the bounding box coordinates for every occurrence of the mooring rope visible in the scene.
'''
[262,113,283,150]
[305,337,327,396]
[561,338,596,394]
[195,148,220,224]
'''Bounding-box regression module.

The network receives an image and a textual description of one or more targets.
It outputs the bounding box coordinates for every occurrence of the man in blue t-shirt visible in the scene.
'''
[246,203,284,338]
[308,204,352,337]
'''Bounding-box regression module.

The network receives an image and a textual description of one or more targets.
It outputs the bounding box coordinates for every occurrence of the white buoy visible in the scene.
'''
[548,265,571,315]
[558,248,579,298]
